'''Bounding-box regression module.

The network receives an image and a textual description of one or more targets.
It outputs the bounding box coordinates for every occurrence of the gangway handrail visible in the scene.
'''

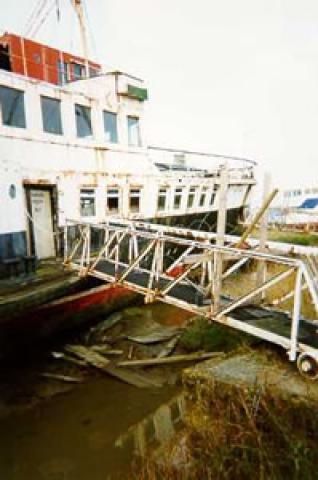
[65,217,318,257]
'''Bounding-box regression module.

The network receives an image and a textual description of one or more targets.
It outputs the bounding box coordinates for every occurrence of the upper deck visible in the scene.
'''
[0,32,101,84]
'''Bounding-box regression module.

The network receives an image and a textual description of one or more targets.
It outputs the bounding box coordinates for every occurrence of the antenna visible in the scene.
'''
[70,0,90,78]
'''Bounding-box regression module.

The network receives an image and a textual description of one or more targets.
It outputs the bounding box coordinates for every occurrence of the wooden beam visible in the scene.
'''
[118,351,223,367]
[214,166,228,313]
[237,187,278,246]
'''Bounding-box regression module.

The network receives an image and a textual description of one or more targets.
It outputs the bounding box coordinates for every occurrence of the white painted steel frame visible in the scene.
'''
[64,220,318,367]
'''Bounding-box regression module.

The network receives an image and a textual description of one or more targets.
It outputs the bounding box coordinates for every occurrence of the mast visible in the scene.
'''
[70,0,90,78]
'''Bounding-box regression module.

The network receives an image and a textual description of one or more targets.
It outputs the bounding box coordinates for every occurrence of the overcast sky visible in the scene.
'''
[1,0,318,190]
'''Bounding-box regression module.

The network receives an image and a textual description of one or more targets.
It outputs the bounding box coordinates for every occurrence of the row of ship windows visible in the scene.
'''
[284,188,318,198]
[0,85,141,146]
[80,185,219,217]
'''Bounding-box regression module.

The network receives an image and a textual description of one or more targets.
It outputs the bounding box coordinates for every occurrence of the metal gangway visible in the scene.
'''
[64,219,318,379]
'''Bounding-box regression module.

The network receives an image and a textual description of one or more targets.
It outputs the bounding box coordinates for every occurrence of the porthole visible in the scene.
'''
[9,184,16,199]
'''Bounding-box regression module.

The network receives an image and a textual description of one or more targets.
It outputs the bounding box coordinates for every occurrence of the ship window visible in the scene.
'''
[73,63,85,80]
[187,186,196,208]
[0,86,26,128]
[0,44,11,72]
[41,96,63,135]
[210,185,218,205]
[106,188,120,213]
[80,189,95,217]
[57,60,68,85]
[174,187,183,209]
[89,67,98,78]
[75,104,92,137]
[129,188,141,213]
[103,111,118,143]
[157,187,168,211]
[128,116,141,147]
[199,186,208,207]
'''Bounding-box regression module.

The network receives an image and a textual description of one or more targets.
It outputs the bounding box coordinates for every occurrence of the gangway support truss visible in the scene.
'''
[64,219,318,379]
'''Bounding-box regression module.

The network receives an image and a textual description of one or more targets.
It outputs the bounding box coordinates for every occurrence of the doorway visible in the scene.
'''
[25,186,56,259]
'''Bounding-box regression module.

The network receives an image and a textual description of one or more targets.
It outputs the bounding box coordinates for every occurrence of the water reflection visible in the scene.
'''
[116,393,185,457]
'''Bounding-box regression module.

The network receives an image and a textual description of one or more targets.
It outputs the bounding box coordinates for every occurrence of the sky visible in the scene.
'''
[1,0,318,191]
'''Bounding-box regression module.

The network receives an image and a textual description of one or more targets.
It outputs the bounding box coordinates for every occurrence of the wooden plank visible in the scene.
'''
[65,345,111,368]
[102,364,163,388]
[214,166,229,313]
[118,351,224,367]
[65,344,162,388]
[90,345,123,355]
[41,373,82,383]
[256,172,270,301]
[126,327,180,345]
[51,351,87,366]
[157,336,180,358]
[237,188,278,246]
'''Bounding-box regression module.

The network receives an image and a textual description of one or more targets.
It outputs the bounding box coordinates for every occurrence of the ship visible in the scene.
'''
[269,186,318,232]
[0,1,256,271]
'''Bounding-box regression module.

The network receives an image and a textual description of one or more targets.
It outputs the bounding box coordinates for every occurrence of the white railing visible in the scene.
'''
[63,218,318,376]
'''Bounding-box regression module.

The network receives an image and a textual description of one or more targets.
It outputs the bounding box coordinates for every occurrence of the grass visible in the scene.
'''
[134,368,318,479]
[249,228,318,247]
[179,317,253,353]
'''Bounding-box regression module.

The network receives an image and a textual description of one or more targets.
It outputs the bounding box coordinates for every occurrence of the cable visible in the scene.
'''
[28,0,56,38]
[82,0,99,63]
[24,0,46,36]
[24,0,49,37]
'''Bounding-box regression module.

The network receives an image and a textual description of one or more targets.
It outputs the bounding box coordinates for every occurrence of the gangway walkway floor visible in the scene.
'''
[95,259,205,305]
[76,259,318,351]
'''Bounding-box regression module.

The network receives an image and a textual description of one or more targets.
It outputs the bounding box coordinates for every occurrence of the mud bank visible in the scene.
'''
[137,350,318,479]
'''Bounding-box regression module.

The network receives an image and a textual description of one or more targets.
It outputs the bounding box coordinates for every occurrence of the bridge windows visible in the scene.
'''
[57,60,69,85]
[106,187,120,214]
[157,187,168,211]
[0,85,26,128]
[174,187,183,209]
[73,62,85,81]
[75,104,92,137]
[80,188,96,217]
[129,188,141,213]
[103,111,118,143]
[199,186,208,207]
[41,96,63,135]
[128,116,141,147]
[210,185,218,205]
[187,186,196,208]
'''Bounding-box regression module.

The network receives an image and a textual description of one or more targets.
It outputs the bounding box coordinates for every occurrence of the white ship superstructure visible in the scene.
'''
[0,32,256,265]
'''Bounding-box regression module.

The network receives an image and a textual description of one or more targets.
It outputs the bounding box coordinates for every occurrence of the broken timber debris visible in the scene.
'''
[64,344,162,388]
[118,351,224,368]
[51,351,87,366]
[41,372,82,383]
[126,327,181,345]
[87,312,123,343]
[157,336,180,358]
[90,345,123,355]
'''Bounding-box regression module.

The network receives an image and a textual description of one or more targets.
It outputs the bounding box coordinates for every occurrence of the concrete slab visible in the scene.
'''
[183,350,318,403]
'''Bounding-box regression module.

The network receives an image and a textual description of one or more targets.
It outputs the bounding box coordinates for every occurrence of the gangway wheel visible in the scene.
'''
[297,353,318,380]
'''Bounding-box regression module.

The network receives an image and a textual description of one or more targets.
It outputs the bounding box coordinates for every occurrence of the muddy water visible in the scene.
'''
[0,377,178,480]
[0,303,191,480]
